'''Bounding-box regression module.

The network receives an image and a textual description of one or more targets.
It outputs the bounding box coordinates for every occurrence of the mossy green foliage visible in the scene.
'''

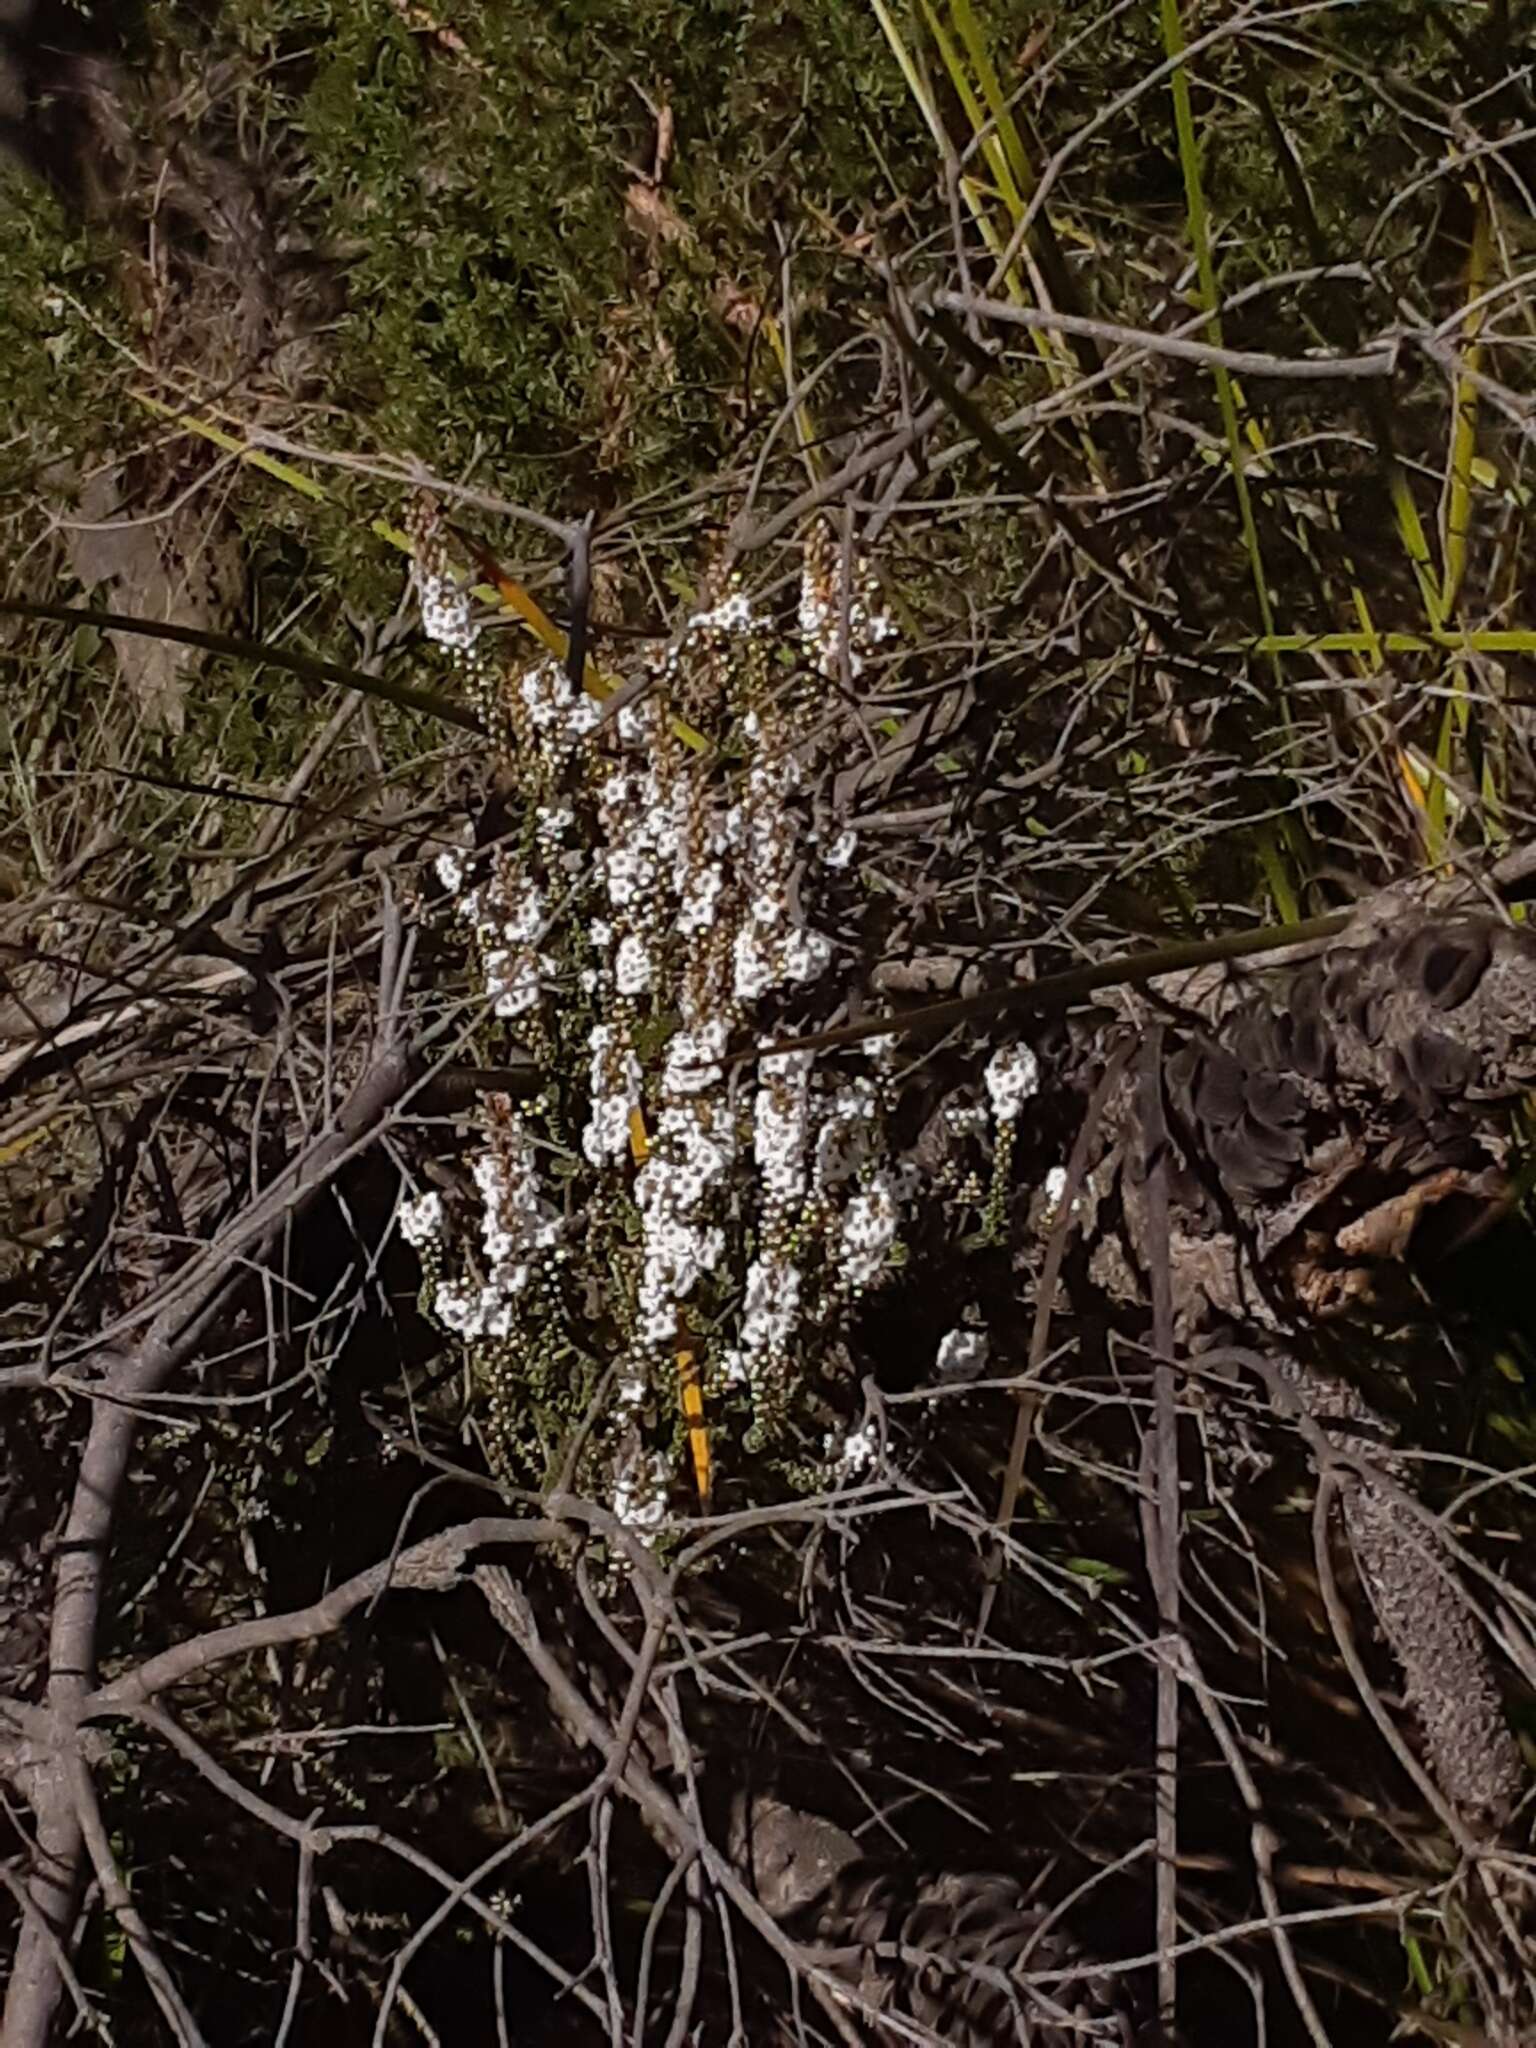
[222,0,923,514]
[0,166,129,498]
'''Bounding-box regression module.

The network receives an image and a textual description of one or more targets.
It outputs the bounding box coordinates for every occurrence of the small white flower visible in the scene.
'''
[488,953,544,1018]
[936,1327,990,1380]
[823,828,858,870]
[605,844,651,907]
[615,933,652,996]
[611,1450,669,1530]
[583,1096,633,1166]
[760,1049,814,1083]
[781,926,832,985]
[520,660,578,732]
[399,1191,444,1247]
[614,1368,648,1413]
[506,893,544,945]
[742,1256,800,1361]
[696,590,756,636]
[838,1174,900,1289]
[618,701,652,743]
[418,570,479,650]
[733,925,774,1003]
[435,848,468,894]
[831,1422,878,1478]
[433,1277,481,1337]
[677,860,725,935]
[986,1042,1040,1121]
[664,1021,729,1094]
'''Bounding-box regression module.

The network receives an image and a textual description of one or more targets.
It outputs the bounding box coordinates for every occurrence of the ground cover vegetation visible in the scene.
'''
[2,0,1536,2041]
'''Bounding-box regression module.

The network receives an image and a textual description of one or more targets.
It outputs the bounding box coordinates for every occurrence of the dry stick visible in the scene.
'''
[973,1039,1133,1644]
[588,1790,626,2048]
[629,1847,697,2048]
[922,287,1399,381]
[41,999,415,1378]
[984,4,1266,301]
[1171,1639,1337,2048]
[1,1033,416,2048]
[747,908,1355,1061]
[663,1860,709,2048]
[473,1566,892,2048]
[0,1869,99,2043]
[273,1825,318,2048]
[0,599,487,736]
[655,1673,708,2048]
[0,792,440,1108]
[87,1517,559,1718]
[66,1749,206,2048]
[565,510,595,696]
[365,1572,674,2046]
[1140,1030,1182,2037]
[194,429,580,547]
[882,305,1175,632]
[78,1521,602,2034]
[117,1703,324,1850]
[318,1817,611,2026]
[729,395,954,554]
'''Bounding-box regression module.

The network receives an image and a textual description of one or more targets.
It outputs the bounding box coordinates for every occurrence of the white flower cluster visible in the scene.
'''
[838,1171,901,1290]
[634,1089,735,1344]
[416,565,480,652]
[575,598,872,1407]
[432,1107,561,1341]
[732,1060,901,1391]
[519,657,602,745]
[693,589,759,636]
[611,1443,670,1529]
[936,1325,990,1380]
[798,529,898,682]
[742,1253,801,1362]
[398,1191,444,1248]
[617,1008,733,1350]
[985,1042,1040,1122]
[730,746,833,1004]
[753,1050,815,1205]
[597,761,676,912]
[828,1420,878,1479]
[582,1022,642,1167]
[604,591,914,1428]
[1039,1164,1076,1228]
[406,509,918,1509]
[439,850,556,1021]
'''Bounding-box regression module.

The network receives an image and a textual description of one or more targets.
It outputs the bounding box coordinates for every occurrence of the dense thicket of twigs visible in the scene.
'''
[4,2,1536,2044]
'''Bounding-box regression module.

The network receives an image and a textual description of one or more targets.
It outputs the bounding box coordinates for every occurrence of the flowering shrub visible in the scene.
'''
[398,499,1029,1524]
